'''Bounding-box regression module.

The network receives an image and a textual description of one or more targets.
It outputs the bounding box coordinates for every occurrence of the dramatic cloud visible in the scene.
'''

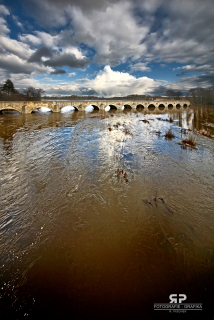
[44,53,90,69]
[152,72,214,96]
[34,31,57,47]
[173,72,214,90]
[28,46,53,63]
[21,0,119,28]
[0,36,34,59]
[173,64,213,76]
[50,68,66,75]
[141,0,214,67]
[27,46,90,69]
[0,53,51,74]
[20,31,59,48]
[86,65,157,97]
[69,2,149,66]
[19,34,42,46]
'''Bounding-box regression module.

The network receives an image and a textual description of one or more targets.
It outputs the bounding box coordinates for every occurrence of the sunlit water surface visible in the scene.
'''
[0,106,214,319]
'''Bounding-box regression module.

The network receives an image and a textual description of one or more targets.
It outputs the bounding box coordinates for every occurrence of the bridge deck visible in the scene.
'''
[0,100,190,114]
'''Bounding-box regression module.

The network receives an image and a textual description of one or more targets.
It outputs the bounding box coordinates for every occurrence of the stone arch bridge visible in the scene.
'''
[0,100,190,114]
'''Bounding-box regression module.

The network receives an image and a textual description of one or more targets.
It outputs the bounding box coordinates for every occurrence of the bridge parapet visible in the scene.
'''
[0,100,191,113]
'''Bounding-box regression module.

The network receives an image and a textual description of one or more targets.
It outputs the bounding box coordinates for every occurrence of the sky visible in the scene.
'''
[0,0,214,97]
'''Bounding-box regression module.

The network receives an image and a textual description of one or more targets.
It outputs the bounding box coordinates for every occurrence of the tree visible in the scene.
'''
[188,87,214,105]
[176,91,182,100]
[0,79,16,95]
[166,89,175,98]
[22,87,45,100]
[166,89,182,100]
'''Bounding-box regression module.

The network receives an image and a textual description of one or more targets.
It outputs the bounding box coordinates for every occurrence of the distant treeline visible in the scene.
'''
[166,88,214,105]
[42,94,155,101]
[0,79,45,101]
[188,87,214,105]
[42,93,183,101]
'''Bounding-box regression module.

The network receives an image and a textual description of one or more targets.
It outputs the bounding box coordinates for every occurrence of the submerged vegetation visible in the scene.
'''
[182,135,196,146]
[115,169,134,183]
[143,192,174,214]
[179,135,198,150]
[164,129,175,139]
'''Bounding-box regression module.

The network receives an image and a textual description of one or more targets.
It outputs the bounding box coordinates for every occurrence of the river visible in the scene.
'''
[0,106,214,319]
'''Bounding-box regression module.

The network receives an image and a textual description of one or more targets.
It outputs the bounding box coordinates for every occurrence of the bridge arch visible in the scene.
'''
[61,105,76,112]
[183,103,188,108]
[176,104,181,109]
[0,104,22,113]
[168,104,173,109]
[0,108,21,114]
[136,104,145,109]
[74,103,84,111]
[85,105,95,112]
[31,106,53,113]
[123,104,132,109]
[71,105,79,111]
[158,104,165,110]
[148,104,155,110]
[91,105,99,110]
[109,105,117,110]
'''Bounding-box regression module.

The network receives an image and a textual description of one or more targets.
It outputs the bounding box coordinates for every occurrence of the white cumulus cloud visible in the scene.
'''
[87,65,157,97]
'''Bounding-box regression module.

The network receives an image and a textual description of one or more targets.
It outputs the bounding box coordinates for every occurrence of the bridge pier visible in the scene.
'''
[52,105,60,112]
[22,105,33,114]
[77,104,84,111]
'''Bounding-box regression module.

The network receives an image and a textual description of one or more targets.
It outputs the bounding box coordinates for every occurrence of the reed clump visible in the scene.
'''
[115,168,130,183]
[164,129,175,139]
[182,135,196,146]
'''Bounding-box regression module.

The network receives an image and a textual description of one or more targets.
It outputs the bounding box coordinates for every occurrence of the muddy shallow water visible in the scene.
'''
[0,106,214,319]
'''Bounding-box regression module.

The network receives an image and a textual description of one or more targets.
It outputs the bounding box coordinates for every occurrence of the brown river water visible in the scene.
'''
[0,106,214,319]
